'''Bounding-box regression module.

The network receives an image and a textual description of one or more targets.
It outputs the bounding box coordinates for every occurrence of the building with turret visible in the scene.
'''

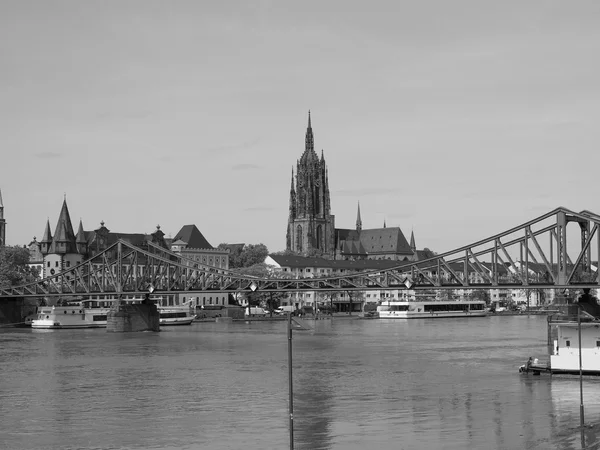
[286,113,425,262]
[286,111,336,257]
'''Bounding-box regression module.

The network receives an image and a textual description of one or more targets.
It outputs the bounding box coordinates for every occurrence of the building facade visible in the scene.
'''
[285,113,420,262]
[286,112,336,257]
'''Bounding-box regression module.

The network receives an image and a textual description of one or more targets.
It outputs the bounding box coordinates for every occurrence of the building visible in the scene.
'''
[38,198,228,307]
[286,111,336,257]
[285,113,421,262]
[170,224,230,307]
[0,188,5,246]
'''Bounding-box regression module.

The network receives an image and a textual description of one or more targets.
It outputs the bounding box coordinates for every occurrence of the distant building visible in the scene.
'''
[38,198,228,307]
[285,113,426,262]
[170,224,230,308]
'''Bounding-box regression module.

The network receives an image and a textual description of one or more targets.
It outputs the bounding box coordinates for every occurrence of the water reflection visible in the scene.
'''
[2,316,599,449]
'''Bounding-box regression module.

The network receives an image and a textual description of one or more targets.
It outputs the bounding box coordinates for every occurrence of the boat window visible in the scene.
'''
[93,315,107,321]
[46,315,49,319]
[597,341,600,347]
[64,311,67,314]
[390,305,408,311]
[566,340,571,347]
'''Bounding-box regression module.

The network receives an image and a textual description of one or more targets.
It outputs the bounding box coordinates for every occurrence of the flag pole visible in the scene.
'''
[288,312,294,450]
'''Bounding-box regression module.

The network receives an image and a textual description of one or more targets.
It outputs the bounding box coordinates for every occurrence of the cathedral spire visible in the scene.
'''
[356,202,362,232]
[305,110,314,154]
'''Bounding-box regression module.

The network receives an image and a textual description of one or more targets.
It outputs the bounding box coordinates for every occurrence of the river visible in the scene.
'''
[1,315,600,450]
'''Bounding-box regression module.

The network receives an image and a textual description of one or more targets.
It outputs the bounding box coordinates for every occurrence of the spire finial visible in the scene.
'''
[308,110,311,128]
[356,201,362,232]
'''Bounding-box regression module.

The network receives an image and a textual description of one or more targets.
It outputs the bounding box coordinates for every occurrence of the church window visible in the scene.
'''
[296,225,303,251]
[316,225,322,249]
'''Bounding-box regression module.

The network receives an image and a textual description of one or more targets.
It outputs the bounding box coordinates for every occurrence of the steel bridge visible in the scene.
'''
[1,207,599,299]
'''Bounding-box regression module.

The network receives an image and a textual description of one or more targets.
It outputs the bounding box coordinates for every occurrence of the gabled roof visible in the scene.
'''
[171,239,187,246]
[173,224,213,250]
[357,227,413,255]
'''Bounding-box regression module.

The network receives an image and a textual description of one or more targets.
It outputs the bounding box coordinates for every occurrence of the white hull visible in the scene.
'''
[379,310,488,319]
[158,307,196,326]
[31,305,109,329]
[377,300,487,319]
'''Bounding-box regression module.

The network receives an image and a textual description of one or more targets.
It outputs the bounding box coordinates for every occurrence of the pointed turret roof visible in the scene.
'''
[0,188,3,208]
[49,198,77,253]
[76,220,87,243]
[383,219,387,228]
[356,202,362,232]
[410,229,416,251]
[41,219,52,243]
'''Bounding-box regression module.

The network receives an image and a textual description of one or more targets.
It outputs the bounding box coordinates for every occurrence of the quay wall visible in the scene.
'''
[0,298,24,326]
[107,302,160,332]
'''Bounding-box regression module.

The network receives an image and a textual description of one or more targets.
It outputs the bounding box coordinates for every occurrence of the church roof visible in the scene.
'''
[357,227,413,255]
[173,225,213,250]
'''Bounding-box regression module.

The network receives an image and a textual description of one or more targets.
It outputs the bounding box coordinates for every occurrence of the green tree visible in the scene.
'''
[0,246,38,290]
[218,243,270,268]
[233,262,291,315]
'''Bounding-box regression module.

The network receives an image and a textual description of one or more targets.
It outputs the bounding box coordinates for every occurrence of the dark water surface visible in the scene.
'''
[2,315,600,450]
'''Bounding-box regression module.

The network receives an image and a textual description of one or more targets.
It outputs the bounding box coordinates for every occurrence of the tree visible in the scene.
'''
[0,246,39,290]
[233,262,291,316]
[218,243,270,269]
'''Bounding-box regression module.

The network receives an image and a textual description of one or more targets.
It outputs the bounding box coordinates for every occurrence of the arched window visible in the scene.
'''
[296,225,303,252]
[316,225,322,249]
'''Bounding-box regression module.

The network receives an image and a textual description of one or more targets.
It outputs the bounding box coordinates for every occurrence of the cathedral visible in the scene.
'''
[286,113,431,262]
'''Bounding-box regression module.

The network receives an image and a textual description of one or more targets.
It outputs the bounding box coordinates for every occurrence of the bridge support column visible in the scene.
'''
[106,300,160,333]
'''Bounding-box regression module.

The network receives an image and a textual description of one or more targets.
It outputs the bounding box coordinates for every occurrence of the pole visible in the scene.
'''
[288,312,294,450]
[578,305,585,448]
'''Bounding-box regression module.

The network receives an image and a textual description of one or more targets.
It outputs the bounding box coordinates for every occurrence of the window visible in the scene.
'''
[55,261,59,267]
[566,340,571,347]
[597,341,600,347]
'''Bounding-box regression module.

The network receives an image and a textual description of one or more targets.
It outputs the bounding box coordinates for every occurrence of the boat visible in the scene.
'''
[31,301,110,329]
[377,300,487,319]
[519,302,600,376]
[158,305,196,326]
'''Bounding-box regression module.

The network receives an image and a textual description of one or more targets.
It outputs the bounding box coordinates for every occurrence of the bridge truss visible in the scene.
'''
[1,207,599,299]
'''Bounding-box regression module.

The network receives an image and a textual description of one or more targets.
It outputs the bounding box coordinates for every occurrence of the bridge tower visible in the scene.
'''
[0,188,5,246]
[286,111,336,256]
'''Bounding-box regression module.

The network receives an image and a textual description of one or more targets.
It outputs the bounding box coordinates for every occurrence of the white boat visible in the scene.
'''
[377,300,488,319]
[158,306,196,326]
[31,303,110,329]
[520,306,600,376]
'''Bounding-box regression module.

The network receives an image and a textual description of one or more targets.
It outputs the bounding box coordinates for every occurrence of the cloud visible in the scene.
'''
[334,187,403,196]
[244,206,276,212]
[207,137,261,154]
[232,163,261,170]
[34,152,62,159]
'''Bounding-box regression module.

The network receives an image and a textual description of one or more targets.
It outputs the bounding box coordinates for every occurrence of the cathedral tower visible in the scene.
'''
[0,188,6,246]
[286,112,335,256]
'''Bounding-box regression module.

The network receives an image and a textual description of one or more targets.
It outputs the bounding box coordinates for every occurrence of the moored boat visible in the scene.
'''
[158,306,196,326]
[377,300,487,319]
[31,302,110,329]
[520,302,600,376]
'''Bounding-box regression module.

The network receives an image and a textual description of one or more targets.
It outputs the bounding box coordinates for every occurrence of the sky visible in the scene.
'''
[1,1,599,255]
